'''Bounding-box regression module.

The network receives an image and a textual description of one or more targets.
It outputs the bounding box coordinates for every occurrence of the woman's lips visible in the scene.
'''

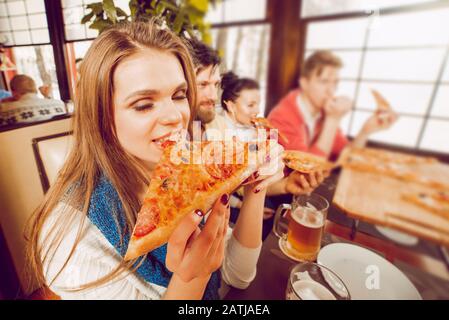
[152,131,181,148]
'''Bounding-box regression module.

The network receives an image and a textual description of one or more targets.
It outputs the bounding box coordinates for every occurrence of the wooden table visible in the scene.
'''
[224,223,449,300]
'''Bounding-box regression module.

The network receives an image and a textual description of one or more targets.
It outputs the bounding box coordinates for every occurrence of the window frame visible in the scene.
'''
[1,0,71,102]
[298,0,449,158]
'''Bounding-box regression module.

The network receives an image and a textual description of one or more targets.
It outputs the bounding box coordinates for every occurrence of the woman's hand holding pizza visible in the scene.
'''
[284,170,329,195]
[241,141,285,193]
[166,194,230,283]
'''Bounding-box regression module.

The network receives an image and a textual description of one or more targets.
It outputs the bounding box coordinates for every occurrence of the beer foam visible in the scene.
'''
[292,280,336,300]
[291,207,324,229]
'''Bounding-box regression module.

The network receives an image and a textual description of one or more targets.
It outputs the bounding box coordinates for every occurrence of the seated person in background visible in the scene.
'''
[0,88,11,101]
[0,74,66,127]
[218,71,328,234]
[219,71,327,193]
[185,38,226,137]
[219,71,260,141]
[268,50,398,160]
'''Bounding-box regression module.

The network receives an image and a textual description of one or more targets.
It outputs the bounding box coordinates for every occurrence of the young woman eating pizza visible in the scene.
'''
[25,20,285,300]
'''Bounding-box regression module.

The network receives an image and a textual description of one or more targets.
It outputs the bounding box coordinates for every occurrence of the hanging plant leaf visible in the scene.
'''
[86,2,104,15]
[129,0,139,18]
[81,11,95,24]
[172,8,185,34]
[188,0,208,13]
[83,0,212,40]
[103,0,118,23]
[116,7,128,17]
[90,19,113,31]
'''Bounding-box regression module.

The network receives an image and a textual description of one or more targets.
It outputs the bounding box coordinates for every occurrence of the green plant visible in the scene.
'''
[81,0,219,44]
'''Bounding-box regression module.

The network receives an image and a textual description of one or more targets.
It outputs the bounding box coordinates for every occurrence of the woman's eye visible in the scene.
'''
[134,103,154,112]
[173,90,187,100]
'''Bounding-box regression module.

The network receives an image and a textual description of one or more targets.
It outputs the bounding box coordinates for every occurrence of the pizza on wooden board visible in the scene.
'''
[340,147,446,189]
[346,147,436,166]
[402,190,449,220]
[282,150,334,174]
[124,139,268,260]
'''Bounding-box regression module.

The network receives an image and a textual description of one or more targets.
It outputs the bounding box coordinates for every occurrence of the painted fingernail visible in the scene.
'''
[242,177,251,184]
[221,194,229,205]
[254,171,260,179]
[254,188,260,194]
[194,209,204,217]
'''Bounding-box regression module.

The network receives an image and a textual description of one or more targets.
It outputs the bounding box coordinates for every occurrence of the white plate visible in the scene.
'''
[317,243,421,300]
[375,226,419,246]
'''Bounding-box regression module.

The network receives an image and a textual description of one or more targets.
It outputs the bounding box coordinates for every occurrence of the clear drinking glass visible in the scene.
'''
[286,262,351,300]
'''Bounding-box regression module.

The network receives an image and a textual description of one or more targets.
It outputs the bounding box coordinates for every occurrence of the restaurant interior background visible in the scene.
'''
[0,0,449,299]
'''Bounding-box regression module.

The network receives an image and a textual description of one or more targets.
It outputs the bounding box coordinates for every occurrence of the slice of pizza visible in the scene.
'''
[124,139,266,260]
[251,117,290,144]
[371,89,392,112]
[282,150,334,174]
[402,190,449,220]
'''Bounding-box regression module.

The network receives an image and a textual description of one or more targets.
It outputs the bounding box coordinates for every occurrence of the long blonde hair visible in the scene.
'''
[25,19,197,292]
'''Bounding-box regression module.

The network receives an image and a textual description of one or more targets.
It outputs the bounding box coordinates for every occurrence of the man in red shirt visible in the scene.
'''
[268,50,397,160]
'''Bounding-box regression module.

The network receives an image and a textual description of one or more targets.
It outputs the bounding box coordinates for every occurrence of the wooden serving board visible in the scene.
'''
[333,165,449,247]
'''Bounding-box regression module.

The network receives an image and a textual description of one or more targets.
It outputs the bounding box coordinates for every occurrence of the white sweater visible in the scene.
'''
[40,202,261,300]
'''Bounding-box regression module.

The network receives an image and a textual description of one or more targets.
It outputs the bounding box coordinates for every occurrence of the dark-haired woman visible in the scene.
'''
[219,71,261,141]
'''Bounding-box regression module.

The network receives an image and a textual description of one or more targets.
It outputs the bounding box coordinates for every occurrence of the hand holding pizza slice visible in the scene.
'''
[282,150,334,174]
[124,138,268,260]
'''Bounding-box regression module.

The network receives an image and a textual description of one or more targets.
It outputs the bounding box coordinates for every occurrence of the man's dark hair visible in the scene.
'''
[185,38,221,73]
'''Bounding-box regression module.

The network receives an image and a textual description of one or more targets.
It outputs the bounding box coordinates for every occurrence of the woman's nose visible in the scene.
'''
[158,101,183,125]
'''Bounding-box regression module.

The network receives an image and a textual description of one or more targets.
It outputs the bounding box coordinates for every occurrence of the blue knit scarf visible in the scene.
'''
[86,175,221,300]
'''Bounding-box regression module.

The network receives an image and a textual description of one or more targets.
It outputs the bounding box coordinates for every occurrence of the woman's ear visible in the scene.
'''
[224,100,234,113]
[225,100,237,120]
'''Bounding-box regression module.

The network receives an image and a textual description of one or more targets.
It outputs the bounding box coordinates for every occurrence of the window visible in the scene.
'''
[0,0,59,98]
[303,6,449,153]
[206,0,267,24]
[0,0,49,45]
[210,24,270,116]
[420,119,449,153]
[10,45,61,99]
[301,0,438,18]
[62,0,130,41]
[0,1,66,130]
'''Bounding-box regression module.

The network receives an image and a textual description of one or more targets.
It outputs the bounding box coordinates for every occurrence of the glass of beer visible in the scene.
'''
[273,194,329,261]
[286,262,350,300]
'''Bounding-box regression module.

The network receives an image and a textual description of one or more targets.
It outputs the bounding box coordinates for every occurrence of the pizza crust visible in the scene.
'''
[282,150,333,173]
[402,192,449,220]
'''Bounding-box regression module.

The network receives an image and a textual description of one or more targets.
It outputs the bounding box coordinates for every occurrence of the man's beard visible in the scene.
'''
[196,101,216,124]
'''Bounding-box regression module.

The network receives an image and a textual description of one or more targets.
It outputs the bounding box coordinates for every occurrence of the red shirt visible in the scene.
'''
[267,90,348,159]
